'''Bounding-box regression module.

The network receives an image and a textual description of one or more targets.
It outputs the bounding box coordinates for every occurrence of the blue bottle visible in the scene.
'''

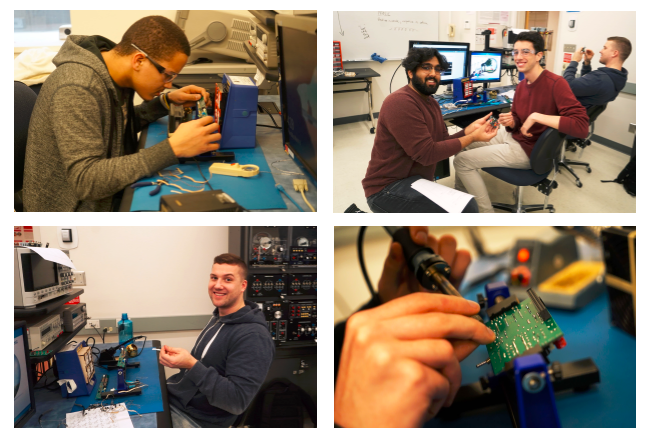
[118,313,133,346]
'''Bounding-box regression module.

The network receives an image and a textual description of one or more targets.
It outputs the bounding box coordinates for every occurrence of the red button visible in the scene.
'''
[554,337,567,349]
[517,248,530,263]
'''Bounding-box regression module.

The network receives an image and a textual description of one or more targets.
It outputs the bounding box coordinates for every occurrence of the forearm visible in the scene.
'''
[531,114,561,130]
[65,142,177,200]
[458,133,476,149]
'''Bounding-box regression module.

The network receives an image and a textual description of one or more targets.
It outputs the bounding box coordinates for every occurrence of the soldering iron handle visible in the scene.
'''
[392,227,430,271]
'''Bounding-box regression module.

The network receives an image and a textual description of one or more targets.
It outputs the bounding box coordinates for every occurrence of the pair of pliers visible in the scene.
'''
[131,179,166,196]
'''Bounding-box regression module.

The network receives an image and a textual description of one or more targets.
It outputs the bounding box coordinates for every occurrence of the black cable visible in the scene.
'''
[390,62,403,94]
[258,104,281,128]
[357,226,376,296]
[192,158,215,192]
[257,124,282,129]
[92,326,104,343]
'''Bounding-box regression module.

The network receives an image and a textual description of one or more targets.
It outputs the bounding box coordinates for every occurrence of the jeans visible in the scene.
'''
[366,175,479,213]
[170,404,202,428]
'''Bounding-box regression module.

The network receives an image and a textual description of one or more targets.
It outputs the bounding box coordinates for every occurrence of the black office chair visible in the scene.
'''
[483,128,566,213]
[14,81,39,212]
[558,104,607,188]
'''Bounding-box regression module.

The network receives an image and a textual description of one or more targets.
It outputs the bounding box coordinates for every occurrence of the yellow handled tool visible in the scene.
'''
[208,162,259,177]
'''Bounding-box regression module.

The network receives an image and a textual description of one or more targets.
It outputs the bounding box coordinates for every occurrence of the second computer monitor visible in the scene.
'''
[409,41,469,85]
[468,51,502,83]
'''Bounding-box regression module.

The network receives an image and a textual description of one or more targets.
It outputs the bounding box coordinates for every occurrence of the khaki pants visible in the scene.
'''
[454,129,531,213]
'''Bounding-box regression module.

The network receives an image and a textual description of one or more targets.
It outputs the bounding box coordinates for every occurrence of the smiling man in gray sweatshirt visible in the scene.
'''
[159,253,274,428]
[23,15,221,211]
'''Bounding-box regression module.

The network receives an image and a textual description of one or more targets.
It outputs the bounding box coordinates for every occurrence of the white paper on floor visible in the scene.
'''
[411,179,475,213]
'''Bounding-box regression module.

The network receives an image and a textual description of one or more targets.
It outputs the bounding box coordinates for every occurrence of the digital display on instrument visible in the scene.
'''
[21,253,58,291]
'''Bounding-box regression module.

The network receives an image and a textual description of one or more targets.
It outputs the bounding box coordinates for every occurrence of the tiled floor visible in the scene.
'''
[333,121,636,213]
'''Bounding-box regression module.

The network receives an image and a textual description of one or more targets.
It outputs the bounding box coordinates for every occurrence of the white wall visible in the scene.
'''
[35,226,231,379]
[552,11,636,149]
[70,11,176,44]
[39,226,229,318]
[333,11,525,119]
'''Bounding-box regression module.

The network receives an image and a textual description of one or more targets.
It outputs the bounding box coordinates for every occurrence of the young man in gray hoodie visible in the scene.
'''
[159,253,274,428]
[23,16,221,211]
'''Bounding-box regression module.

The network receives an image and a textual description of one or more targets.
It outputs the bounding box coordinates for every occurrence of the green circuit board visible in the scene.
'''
[485,298,563,375]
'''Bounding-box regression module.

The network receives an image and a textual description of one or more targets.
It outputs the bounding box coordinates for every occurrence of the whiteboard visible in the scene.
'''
[333,11,439,62]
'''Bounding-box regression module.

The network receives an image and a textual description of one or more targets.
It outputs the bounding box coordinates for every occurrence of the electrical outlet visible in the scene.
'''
[107,327,114,333]
[72,270,86,286]
[564,44,576,52]
[86,319,100,329]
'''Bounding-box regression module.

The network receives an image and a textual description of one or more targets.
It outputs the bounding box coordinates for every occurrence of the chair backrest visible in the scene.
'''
[587,103,607,124]
[530,127,567,175]
[14,81,38,192]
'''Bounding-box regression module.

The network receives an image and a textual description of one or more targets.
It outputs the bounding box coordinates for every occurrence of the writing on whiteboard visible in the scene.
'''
[359,25,370,39]
[378,17,429,26]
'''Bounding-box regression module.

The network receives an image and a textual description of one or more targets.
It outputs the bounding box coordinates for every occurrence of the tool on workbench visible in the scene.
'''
[97,336,146,366]
[130,180,165,196]
[208,162,260,177]
[99,348,143,399]
[95,374,109,400]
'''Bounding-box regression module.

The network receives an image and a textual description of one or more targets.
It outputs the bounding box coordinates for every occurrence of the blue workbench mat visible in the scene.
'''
[70,341,163,416]
[130,117,287,211]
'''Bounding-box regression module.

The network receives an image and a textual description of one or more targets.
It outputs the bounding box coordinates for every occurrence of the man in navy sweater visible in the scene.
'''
[563,37,630,108]
[159,253,274,428]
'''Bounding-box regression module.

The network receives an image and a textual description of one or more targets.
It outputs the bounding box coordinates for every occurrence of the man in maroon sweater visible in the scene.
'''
[362,47,498,213]
[453,32,589,212]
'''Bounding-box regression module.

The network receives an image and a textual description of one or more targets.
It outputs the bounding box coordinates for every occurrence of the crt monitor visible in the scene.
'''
[277,14,317,182]
[468,51,502,83]
[14,321,36,427]
[408,41,470,85]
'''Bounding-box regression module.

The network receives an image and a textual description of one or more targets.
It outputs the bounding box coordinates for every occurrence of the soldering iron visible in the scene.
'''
[383,226,483,322]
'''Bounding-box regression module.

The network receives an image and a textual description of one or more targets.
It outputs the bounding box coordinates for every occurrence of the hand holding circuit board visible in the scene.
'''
[335,293,496,428]
[167,85,211,109]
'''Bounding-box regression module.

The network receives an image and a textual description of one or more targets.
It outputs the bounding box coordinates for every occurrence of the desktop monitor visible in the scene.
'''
[468,51,502,84]
[408,41,470,85]
[14,321,36,428]
[277,14,317,182]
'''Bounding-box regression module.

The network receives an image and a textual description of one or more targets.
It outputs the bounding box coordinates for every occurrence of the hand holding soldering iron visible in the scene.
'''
[335,293,495,427]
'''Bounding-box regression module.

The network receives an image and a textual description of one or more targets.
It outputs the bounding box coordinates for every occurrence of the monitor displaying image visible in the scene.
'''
[409,41,470,85]
[469,51,502,83]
